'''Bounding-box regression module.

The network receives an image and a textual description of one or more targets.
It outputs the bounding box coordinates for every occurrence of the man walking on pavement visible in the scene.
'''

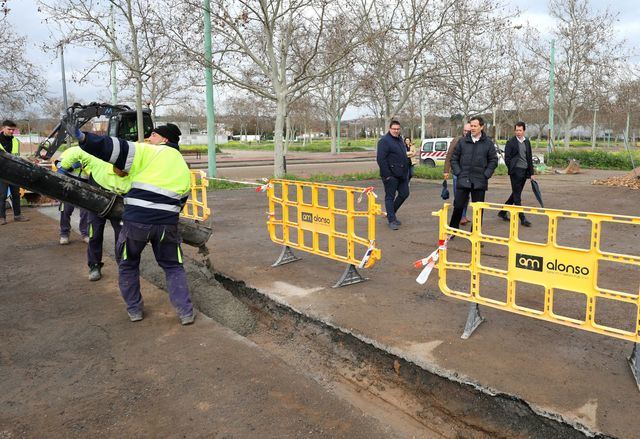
[377,120,410,230]
[0,120,29,225]
[498,122,535,227]
[67,121,195,325]
[449,116,498,230]
[444,123,471,226]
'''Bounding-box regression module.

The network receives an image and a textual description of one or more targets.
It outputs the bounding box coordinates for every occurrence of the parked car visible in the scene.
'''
[420,137,506,167]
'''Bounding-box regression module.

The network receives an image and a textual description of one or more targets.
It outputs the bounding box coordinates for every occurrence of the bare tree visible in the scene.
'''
[433,0,515,125]
[0,3,46,114]
[39,0,167,141]
[358,0,455,127]
[525,0,626,148]
[162,0,363,177]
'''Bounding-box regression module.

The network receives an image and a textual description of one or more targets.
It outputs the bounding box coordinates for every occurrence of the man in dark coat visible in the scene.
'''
[498,121,535,227]
[377,120,410,230]
[449,116,498,229]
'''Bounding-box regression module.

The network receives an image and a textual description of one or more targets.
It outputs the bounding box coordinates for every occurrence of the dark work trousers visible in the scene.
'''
[501,168,528,221]
[59,203,89,237]
[452,175,468,219]
[449,186,486,229]
[382,176,410,223]
[0,181,21,218]
[116,220,193,318]
[87,211,122,268]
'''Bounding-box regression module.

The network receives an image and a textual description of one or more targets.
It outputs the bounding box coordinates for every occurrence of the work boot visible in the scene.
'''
[388,221,399,230]
[180,313,195,326]
[14,216,29,222]
[128,310,143,322]
[0,217,6,225]
[392,218,402,226]
[460,217,470,226]
[88,265,102,281]
[497,211,509,222]
[59,236,70,245]
[520,218,532,227]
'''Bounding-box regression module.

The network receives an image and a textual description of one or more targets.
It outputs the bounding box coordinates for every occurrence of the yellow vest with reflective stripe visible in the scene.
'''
[0,137,19,155]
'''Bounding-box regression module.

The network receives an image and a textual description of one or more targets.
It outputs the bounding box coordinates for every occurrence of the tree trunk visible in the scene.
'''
[330,119,337,154]
[273,97,286,177]
[563,117,572,148]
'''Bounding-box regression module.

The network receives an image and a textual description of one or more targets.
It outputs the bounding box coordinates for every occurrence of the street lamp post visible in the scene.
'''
[591,107,598,150]
[548,39,555,154]
[203,0,217,178]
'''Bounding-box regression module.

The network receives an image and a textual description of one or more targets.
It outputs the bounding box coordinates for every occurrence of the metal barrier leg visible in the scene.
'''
[461,303,485,339]
[333,264,368,288]
[272,245,301,267]
[629,343,640,391]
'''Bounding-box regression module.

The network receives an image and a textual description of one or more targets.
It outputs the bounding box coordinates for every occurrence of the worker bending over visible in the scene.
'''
[68,122,195,325]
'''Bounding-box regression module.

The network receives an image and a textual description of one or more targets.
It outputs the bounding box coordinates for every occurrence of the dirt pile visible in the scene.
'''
[592,167,640,189]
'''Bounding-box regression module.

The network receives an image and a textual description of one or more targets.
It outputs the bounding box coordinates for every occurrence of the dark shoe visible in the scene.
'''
[393,218,402,226]
[497,211,509,221]
[180,313,195,325]
[459,217,470,226]
[13,216,29,222]
[520,219,532,227]
[388,221,399,230]
[0,218,6,225]
[89,265,102,281]
[128,310,143,322]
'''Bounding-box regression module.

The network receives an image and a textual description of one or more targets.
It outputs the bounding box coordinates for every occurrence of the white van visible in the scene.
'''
[420,137,506,167]
[420,137,453,167]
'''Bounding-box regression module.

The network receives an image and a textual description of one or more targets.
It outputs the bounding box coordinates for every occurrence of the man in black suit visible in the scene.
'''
[498,121,535,227]
[377,120,410,230]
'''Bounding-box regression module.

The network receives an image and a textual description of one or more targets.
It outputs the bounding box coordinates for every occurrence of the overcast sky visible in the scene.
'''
[5,0,639,118]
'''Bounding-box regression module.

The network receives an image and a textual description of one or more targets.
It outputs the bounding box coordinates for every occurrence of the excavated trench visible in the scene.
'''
[136,247,606,439]
[34,206,606,437]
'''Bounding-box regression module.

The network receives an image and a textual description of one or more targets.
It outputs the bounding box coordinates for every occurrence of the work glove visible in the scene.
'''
[63,111,85,142]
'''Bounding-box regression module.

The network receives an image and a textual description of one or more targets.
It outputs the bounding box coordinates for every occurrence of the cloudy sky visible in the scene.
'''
[5,0,639,117]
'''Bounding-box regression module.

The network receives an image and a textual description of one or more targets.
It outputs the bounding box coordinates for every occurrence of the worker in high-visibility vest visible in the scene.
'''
[67,122,195,325]
[58,147,132,282]
[0,120,29,225]
[56,156,90,246]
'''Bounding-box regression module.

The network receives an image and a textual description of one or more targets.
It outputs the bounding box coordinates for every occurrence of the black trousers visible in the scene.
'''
[449,186,485,229]
[382,176,410,223]
[0,181,21,218]
[501,168,527,220]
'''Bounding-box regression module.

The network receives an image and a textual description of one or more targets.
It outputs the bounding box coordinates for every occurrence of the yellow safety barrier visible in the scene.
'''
[266,179,382,287]
[181,170,210,221]
[431,202,640,388]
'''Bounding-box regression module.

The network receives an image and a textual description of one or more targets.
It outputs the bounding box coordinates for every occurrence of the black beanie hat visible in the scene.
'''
[153,123,182,144]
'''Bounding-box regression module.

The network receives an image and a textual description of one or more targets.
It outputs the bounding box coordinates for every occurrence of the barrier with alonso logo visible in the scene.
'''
[181,170,210,221]
[265,179,382,287]
[425,202,640,389]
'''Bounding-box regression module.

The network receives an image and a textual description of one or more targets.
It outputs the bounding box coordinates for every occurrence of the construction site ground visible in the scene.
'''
[197,168,639,438]
[2,166,639,437]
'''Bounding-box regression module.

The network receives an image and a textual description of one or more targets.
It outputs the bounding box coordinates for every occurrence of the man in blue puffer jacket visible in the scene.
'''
[377,120,410,230]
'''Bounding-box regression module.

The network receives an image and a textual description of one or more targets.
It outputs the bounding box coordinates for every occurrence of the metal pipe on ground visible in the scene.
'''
[0,153,212,248]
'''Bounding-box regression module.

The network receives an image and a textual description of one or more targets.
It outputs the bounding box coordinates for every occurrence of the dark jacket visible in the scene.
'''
[451,132,498,190]
[377,132,408,179]
[444,136,462,174]
[504,136,534,178]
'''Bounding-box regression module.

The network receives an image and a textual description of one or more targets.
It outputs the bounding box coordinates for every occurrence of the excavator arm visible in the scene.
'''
[36,102,154,160]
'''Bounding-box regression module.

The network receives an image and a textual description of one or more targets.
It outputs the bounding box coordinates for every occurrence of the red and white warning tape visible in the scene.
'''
[358,240,376,268]
[413,237,450,285]
[357,186,378,203]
